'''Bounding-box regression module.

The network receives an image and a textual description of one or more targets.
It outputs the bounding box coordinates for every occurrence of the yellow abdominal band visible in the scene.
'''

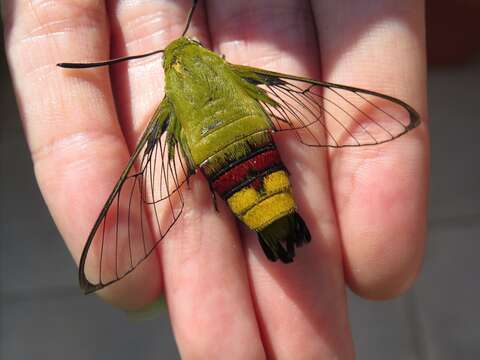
[227,170,296,231]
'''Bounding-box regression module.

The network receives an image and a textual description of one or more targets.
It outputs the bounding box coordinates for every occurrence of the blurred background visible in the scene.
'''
[2,1,480,359]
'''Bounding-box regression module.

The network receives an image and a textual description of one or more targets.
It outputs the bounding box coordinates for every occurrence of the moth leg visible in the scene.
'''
[208,182,220,212]
[212,191,219,212]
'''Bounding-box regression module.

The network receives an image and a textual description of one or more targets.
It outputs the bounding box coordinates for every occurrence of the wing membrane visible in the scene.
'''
[234,65,420,148]
[79,100,190,294]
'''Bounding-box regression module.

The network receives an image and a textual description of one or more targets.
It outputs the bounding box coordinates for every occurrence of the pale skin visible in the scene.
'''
[4,0,428,358]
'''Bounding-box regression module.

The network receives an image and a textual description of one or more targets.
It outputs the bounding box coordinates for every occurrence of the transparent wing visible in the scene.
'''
[79,101,191,294]
[235,65,420,147]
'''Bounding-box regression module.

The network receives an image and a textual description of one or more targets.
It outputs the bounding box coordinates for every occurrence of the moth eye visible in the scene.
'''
[188,36,203,47]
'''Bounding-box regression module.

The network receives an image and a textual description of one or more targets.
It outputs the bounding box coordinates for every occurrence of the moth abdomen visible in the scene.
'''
[201,134,310,262]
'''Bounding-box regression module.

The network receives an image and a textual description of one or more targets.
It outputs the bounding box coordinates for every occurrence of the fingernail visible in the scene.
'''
[126,296,167,321]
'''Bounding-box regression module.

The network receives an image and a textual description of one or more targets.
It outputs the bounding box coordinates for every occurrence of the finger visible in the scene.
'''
[108,1,265,357]
[311,0,429,298]
[4,0,161,308]
[208,0,354,358]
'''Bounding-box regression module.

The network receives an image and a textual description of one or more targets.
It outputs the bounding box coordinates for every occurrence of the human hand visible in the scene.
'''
[4,0,428,358]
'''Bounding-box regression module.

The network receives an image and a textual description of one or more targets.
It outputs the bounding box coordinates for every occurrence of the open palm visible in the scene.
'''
[5,0,428,358]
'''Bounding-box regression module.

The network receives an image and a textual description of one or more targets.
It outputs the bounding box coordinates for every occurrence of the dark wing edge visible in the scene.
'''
[79,98,191,294]
[231,64,420,148]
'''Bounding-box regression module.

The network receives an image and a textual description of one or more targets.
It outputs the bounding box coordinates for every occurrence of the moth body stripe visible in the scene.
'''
[220,163,285,200]
[242,192,296,230]
[211,148,281,195]
[205,142,276,182]
[227,170,292,216]
[199,130,272,177]
[263,170,291,193]
[227,187,259,214]
[191,114,271,164]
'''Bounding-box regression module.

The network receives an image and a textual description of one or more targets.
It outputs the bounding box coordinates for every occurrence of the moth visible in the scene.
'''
[58,0,420,294]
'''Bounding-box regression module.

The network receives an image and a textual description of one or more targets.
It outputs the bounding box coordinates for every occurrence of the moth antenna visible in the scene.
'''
[57,49,165,69]
[58,0,198,69]
[181,0,199,37]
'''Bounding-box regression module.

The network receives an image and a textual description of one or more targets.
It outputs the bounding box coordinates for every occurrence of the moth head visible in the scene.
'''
[187,36,204,47]
[162,37,204,70]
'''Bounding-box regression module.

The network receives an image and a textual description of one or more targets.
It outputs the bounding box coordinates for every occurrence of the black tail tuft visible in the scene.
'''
[257,212,311,263]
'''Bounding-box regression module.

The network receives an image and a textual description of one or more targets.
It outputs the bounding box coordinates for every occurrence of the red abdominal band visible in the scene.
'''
[212,149,281,195]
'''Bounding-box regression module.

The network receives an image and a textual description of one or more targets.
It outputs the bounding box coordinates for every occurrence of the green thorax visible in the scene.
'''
[163,37,272,165]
